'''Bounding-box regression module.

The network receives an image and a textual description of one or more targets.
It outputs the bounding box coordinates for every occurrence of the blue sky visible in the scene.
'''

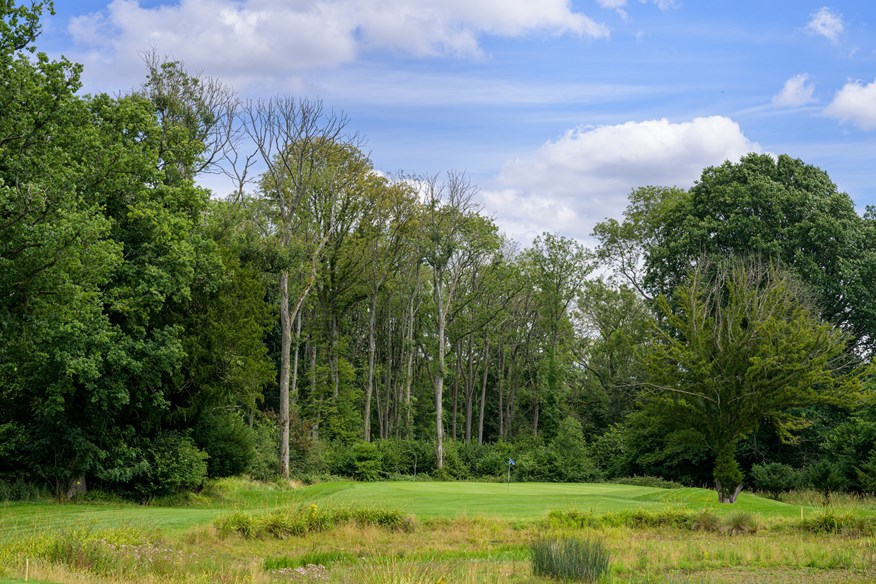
[39,1,876,242]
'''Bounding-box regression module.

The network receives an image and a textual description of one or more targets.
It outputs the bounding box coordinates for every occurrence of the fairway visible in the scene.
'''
[289,481,804,519]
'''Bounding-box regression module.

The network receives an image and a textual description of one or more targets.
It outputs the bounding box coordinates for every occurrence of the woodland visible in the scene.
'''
[2,1,876,506]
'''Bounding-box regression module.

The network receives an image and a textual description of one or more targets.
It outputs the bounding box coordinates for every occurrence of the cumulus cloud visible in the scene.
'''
[806,7,844,42]
[772,74,816,107]
[825,78,876,130]
[482,117,759,242]
[68,0,607,90]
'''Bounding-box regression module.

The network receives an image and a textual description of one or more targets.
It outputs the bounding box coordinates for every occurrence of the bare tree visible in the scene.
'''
[237,96,359,478]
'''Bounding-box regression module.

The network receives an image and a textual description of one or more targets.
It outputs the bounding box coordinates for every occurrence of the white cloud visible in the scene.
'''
[68,0,607,91]
[772,74,816,107]
[806,7,844,42]
[597,0,677,16]
[482,117,759,242]
[825,78,876,130]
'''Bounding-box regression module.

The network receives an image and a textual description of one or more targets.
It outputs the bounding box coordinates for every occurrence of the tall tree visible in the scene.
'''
[240,98,360,477]
[641,258,864,503]
[420,172,483,469]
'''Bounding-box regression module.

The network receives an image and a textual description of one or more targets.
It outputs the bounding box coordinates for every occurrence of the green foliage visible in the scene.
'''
[330,441,384,481]
[750,463,805,495]
[808,460,849,494]
[530,536,610,582]
[802,508,875,535]
[641,258,862,502]
[193,410,255,478]
[0,477,42,501]
[614,476,684,489]
[855,450,876,493]
[135,432,208,499]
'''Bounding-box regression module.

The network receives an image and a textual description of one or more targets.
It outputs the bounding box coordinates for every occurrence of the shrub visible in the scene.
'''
[248,416,280,481]
[136,432,208,499]
[808,460,849,494]
[614,476,683,489]
[690,510,721,532]
[215,503,415,539]
[721,511,758,535]
[802,509,874,535]
[750,462,803,495]
[531,536,610,582]
[0,477,43,501]
[855,450,876,493]
[194,409,255,478]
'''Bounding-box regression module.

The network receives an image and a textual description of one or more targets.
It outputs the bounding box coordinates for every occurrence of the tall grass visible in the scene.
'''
[215,502,415,539]
[531,536,610,582]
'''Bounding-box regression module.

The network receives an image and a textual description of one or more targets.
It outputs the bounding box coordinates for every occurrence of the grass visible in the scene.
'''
[531,536,611,582]
[283,481,809,519]
[2,479,876,583]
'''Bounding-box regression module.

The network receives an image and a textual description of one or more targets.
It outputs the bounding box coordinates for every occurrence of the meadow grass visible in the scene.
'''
[2,480,875,583]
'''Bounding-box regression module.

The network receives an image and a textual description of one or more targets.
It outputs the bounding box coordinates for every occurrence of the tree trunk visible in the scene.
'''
[452,339,461,441]
[716,480,744,504]
[464,334,474,443]
[330,313,340,400]
[402,265,420,439]
[497,347,505,440]
[291,310,302,406]
[382,325,393,439]
[434,285,446,469]
[364,293,378,441]
[477,337,490,445]
[279,269,291,478]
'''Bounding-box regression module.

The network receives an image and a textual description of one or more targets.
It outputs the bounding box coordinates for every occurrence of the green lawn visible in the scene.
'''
[0,480,824,540]
[287,481,806,519]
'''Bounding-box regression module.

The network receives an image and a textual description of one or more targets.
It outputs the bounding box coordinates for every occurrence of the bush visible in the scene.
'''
[802,508,874,535]
[721,511,758,535]
[0,477,43,501]
[136,432,208,499]
[376,438,435,477]
[330,441,383,481]
[614,476,683,489]
[531,536,610,582]
[855,450,876,493]
[194,409,255,478]
[750,462,803,495]
[215,503,415,539]
[808,460,849,494]
[248,416,280,481]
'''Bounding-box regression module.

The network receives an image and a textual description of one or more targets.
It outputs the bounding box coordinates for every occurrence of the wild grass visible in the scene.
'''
[531,536,610,582]
[215,502,415,539]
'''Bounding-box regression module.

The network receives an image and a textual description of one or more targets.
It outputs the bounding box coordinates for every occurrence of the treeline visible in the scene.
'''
[2,2,875,503]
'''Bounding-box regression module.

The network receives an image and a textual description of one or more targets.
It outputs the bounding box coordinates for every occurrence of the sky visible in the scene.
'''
[37,0,876,243]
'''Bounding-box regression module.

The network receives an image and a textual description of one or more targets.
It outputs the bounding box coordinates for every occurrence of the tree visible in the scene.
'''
[575,280,652,432]
[420,172,485,469]
[240,98,360,477]
[641,258,864,503]
[520,233,593,436]
[596,155,875,354]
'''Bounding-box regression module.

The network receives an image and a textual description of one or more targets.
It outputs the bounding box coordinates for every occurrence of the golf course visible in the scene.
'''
[2,479,875,583]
